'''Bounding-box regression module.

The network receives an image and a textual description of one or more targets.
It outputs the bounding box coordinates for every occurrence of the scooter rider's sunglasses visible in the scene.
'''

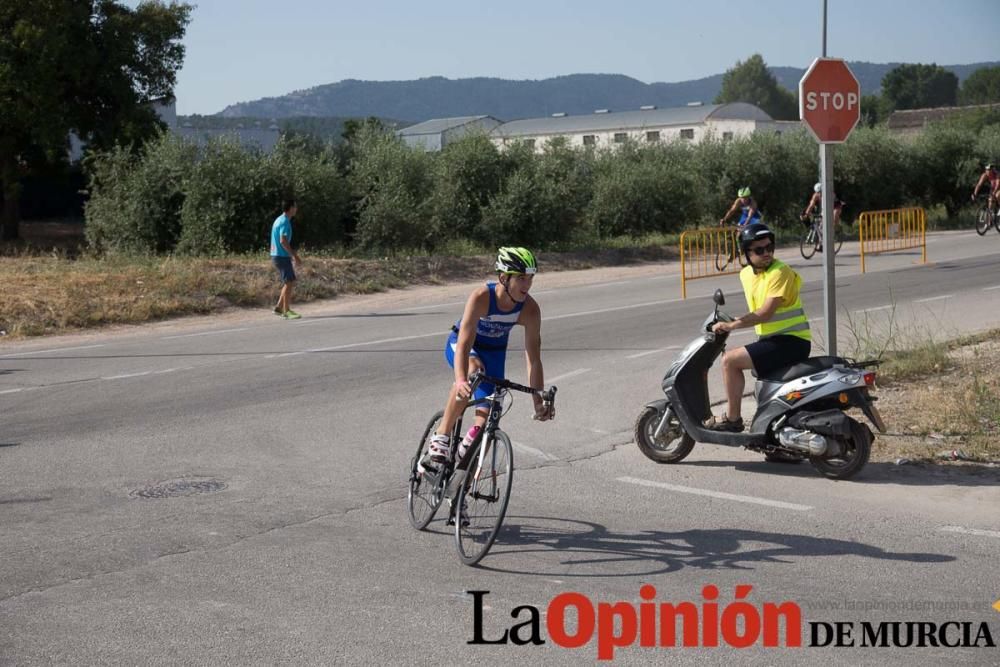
[750,243,775,256]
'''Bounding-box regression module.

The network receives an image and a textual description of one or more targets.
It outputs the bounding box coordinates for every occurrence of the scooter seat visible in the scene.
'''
[755,355,847,382]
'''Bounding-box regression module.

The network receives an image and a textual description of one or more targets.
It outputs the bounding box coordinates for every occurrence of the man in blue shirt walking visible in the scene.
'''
[271,199,302,319]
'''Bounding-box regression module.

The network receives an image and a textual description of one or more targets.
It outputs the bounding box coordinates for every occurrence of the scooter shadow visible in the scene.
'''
[477,517,953,577]
[681,459,1000,487]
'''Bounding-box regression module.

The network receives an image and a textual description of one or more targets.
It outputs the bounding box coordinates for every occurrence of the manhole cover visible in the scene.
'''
[130,477,227,499]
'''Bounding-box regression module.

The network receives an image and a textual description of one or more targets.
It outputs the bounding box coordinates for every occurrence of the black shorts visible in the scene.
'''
[746,335,811,377]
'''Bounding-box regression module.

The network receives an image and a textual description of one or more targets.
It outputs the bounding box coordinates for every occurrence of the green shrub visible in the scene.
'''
[348,126,435,252]
[85,132,197,254]
[176,138,276,255]
[428,133,505,242]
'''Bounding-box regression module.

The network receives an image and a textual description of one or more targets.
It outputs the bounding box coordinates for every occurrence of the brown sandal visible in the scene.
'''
[704,414,745,433]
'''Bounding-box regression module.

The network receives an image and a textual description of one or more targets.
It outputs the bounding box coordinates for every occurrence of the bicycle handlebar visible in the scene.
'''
[467,370,557,406]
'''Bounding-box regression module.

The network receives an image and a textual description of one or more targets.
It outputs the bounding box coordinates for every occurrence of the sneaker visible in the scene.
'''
[704,414,745,433]
[424,433,451,464]
[273,307,284,317]
[283,310,302,320]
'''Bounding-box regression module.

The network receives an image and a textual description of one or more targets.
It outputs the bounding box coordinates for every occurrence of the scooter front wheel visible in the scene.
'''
[634,405,696,464]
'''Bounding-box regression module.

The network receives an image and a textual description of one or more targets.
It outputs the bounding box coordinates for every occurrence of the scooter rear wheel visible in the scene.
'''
[634,405,696,464]
[808,419,873,480]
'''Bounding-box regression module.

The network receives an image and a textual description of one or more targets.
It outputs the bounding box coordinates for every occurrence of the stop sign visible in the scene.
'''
[799,57,861,143]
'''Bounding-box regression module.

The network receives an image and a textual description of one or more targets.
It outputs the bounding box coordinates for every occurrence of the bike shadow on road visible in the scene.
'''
[679,459,1000,487]
[475,517,954,577]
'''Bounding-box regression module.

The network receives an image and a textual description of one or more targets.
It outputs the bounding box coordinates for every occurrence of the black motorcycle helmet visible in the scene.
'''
[739,222,775,261]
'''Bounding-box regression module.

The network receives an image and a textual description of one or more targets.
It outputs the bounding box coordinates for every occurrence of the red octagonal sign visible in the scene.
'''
[799,57,861,143]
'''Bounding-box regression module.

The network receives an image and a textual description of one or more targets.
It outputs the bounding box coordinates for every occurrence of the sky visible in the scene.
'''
[161,0,1000,115]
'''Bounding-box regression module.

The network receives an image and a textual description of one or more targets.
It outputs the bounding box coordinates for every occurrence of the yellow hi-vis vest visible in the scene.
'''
[739,259,811,341]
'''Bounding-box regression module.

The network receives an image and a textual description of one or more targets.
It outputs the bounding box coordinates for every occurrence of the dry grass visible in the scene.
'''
[0,245,677,338]
[872,337,1000,463]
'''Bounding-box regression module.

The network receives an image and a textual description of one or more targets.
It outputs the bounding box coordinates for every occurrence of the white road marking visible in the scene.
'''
[100,371,152,380]
[939,525,1000,539]
[983,285,1000,292]
[161,327,249,340]
[546,368,591,383]
[0,388,24,395]
[856,305,893,314]
[618,476,814,511]
[545,297,685,322]
[913,294,953,304]
[404,300,467,312]
[626,345,680,359]
[511,441,559,461]
[1,344,106,358]
[308,331,445,353]
[152,366,191,375]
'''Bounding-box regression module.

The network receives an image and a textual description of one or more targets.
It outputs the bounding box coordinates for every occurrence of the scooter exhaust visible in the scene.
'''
[777,427,827,456]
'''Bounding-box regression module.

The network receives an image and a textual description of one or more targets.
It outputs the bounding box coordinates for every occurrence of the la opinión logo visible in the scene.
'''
[467,586,998,660]
[467,584,802,660]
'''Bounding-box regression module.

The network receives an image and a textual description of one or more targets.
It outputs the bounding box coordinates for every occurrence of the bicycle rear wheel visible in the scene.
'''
[800,227,817,259]
[407,411,448,530]
[834,225,844,254]
[454,429,513,566]
[976,206,991,236]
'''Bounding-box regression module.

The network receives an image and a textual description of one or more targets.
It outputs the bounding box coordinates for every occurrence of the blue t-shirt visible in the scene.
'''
[270,214,292,257]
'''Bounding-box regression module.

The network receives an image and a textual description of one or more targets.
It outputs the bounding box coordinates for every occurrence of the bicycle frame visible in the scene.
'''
[446,372,556,502]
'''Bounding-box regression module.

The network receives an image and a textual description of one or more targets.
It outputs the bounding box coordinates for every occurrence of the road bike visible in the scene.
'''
[799,212,844,259]
[714,226,748,272]
[407,371,557,566]
[974,194,999,236]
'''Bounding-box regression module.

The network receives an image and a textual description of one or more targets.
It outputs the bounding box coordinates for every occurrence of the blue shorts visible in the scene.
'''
[272,255,296,283]
[444,333,507,405]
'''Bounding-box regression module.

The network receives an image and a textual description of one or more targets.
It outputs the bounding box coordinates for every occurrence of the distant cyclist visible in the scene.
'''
[971,163,999,213]
[420,247,554,479]
[802,182,844,227]
[720,187,762,227]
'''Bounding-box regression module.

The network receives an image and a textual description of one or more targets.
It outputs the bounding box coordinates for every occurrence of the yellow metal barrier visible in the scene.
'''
[858,207,927,273]
[679,227,746,298]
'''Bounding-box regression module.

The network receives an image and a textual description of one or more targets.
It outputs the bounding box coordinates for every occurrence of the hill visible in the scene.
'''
[217,61,1000,122]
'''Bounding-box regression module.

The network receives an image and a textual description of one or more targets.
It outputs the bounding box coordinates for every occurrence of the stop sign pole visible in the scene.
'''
[798,15,860,356]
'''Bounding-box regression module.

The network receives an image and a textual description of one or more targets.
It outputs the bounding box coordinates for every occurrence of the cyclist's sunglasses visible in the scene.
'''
[750,243,775,256]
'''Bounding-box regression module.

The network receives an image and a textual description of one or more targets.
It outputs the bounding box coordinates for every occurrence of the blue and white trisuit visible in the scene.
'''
[445,282,524,404]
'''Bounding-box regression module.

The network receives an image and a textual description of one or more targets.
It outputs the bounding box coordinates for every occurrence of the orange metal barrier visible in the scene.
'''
[858,207,926,273]
[679,227,746,298]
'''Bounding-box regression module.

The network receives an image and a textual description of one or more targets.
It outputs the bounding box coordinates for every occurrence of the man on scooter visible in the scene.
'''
[706,223,812,432]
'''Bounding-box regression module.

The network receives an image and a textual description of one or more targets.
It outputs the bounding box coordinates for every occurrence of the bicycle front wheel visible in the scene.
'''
[834,226,844,254]
[454,429,514,566]
[976,206,991,236]
[714,248,730,272]
[407,411,447,530]
[800,227,817,259]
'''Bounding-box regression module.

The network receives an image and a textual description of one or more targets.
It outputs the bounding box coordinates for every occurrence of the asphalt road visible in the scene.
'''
[2,231,1000,665]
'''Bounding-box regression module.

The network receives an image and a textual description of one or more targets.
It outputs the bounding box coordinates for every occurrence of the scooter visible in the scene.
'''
[634,289,885,480]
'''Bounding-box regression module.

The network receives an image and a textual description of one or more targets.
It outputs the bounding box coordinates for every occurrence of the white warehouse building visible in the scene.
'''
[491,102,797,151]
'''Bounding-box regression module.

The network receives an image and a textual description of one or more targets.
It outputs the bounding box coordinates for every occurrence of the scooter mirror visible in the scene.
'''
[713,289,725,306]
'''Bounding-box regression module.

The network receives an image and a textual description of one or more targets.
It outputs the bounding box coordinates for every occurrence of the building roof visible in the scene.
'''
[887,103,1000,129]
[492,103,773,137]
[397,115,498,136]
